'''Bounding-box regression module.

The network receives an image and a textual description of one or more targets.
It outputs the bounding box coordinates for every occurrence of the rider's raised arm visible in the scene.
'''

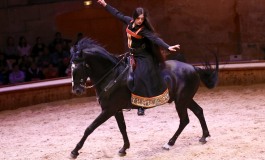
[104,4,132,25]
[140,28,180,52]
[140,28,170,50]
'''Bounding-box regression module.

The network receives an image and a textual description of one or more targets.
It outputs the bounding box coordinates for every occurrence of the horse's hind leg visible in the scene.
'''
[70,110,114,159]
[188,99,210,143]
[114,111,130,156]
[165,102,190,148]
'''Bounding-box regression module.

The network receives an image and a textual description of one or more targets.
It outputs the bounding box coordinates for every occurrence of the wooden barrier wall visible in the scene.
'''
[0,79,96,112]
[216,62,265,86]
[0,62,265,111]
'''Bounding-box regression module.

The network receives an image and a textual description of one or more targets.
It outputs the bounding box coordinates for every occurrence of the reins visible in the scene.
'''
[80,52,129,89]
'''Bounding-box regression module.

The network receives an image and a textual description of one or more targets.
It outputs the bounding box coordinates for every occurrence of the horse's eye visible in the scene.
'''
[85,64,90,68]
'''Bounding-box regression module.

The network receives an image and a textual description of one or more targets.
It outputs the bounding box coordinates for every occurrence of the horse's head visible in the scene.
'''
[70,49,91,95]
[70,37,118,95]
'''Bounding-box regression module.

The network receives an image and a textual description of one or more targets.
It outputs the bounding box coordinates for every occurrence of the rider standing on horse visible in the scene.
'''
[97,0,180,115]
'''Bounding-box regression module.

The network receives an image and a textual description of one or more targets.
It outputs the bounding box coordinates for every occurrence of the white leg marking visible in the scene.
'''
[162,143,171,150]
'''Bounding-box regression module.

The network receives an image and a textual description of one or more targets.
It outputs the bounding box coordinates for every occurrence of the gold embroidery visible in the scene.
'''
[131,89,170,108]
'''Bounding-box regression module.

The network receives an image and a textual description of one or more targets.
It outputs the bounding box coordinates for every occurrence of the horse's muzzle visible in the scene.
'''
[72,87,85,96]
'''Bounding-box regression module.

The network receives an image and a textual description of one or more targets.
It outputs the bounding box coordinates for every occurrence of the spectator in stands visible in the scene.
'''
[25,62,45,81]
[17,36,32,57]
[50,42,70,67]
[58,57,70,77]
[0,31,79,86]
[43,63,58,79]
[49,31,72,53]
[64,66,71,77]
[0,65,10,85]
[36,46,51,68]
[31,36,46,59]
[4,36,19,60]
[9,63,25,84]
[49,43,63,67]
[74,32,84,45]
[49,42,71,77]
[0,51,7,69]
[0,51,9,84]
[4,36,19,70]
[18,55,33,73]
[49,32,64,53]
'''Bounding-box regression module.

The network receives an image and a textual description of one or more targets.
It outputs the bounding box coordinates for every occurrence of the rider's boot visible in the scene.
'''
[137,108,145,116]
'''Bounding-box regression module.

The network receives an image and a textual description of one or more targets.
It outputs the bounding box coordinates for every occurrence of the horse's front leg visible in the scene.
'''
[70,110,114,159]
[114,111,130,156]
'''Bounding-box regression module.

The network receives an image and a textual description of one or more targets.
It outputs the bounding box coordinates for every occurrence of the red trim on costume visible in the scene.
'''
[126,26,143,39]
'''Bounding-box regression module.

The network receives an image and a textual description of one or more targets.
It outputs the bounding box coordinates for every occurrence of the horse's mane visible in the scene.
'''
[71,37,119,64]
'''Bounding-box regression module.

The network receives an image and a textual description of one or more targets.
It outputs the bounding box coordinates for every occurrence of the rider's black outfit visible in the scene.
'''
[105,4,170,108]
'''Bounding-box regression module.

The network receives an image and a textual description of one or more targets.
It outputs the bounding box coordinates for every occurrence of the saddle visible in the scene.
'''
[97,53,136,101]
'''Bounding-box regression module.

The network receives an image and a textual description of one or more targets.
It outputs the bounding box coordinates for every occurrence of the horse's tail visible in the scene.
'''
[194,53,219,89]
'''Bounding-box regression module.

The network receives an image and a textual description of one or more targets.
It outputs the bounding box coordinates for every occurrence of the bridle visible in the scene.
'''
[71,62,92,88]
[72,52,129,89]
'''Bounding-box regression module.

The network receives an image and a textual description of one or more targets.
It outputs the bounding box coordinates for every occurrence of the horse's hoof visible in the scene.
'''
[162,143,171,150]
[118,151,126,157]
[70,151,79,159]
[168,139,175,146]
[199,136,210,144]
[69,153,77,159]
[199,139,207,144]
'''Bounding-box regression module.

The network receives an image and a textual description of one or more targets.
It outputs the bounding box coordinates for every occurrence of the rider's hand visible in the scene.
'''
[168,44,180,52]
[97,0,107,7]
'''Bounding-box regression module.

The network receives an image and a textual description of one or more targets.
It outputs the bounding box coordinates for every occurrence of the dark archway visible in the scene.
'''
[56,8,125,54]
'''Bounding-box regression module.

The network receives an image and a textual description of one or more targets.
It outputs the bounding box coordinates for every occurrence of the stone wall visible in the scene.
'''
[117,0,265,62]
[0,0,265,63]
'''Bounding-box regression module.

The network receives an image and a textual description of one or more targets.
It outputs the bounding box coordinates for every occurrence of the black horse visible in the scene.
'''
[70,38,219,159]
